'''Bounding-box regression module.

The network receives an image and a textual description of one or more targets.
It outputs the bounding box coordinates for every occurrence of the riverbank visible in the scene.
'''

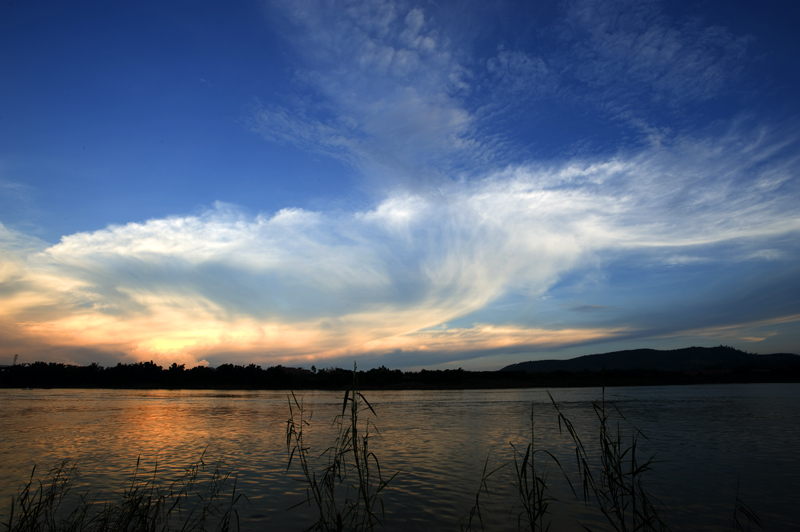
[2,363,799,390]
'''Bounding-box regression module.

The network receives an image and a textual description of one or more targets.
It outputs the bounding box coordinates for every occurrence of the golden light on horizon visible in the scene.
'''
[5,288,631,368]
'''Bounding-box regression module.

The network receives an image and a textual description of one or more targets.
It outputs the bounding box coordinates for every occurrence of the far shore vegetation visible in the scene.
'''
[1,346,799,390]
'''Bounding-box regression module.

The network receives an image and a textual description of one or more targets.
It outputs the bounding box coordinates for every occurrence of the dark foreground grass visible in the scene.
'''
[4,383,764,532]
[2,455,243,532]
[458,390,763,532]
[284,364,397,532]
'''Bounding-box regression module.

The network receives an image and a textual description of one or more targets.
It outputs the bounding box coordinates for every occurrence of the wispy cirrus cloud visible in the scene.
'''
[252,0,757,187]
[559,0,751,107]
[253,0,495,184]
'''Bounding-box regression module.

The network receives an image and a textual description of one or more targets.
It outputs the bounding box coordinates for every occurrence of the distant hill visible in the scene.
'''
[500,346,800,373]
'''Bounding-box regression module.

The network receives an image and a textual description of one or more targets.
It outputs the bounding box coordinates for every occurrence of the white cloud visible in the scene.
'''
[746,249,783,261]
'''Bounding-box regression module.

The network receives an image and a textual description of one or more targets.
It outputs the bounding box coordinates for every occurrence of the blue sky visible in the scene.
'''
[1,0,799,369]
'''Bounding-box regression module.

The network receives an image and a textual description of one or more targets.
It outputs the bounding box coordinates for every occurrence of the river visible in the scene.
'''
[1,384,798,530]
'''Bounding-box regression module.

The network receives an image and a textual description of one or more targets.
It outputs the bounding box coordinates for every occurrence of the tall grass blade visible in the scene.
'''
[285,363,397,532]
[459,452,506,532]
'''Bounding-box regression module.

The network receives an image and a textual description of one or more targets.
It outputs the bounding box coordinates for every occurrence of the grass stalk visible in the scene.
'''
[730,482,764,532]
[2,455,243,532]
[459,452,506,532]
[285,363,397,532]
[549,388,669,532]
[510,404,572,532]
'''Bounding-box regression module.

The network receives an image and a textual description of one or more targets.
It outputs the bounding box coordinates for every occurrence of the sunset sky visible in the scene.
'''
[2,0,799,370]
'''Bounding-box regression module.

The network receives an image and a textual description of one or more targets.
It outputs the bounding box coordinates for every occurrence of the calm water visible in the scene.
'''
[1,384,798,531]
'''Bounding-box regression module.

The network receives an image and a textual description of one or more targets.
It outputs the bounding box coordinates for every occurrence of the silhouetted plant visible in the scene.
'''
[285,364,397,532]
[510,404,571,532]
[459,452,506,532]
[2,455,243,532]
[550,389,669,532]
[730,482,764,532]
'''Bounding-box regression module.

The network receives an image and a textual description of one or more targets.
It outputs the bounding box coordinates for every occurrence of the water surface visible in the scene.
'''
[1,384,797,530]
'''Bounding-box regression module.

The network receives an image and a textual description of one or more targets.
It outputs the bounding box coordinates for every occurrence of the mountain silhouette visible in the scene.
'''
[500,345,800,373]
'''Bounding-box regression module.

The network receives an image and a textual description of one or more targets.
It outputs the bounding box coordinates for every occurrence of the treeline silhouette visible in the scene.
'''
[0,361,418,389]
[2,358,799,389]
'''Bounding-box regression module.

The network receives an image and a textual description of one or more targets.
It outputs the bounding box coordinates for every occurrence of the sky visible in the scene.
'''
[1,0,799,370]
